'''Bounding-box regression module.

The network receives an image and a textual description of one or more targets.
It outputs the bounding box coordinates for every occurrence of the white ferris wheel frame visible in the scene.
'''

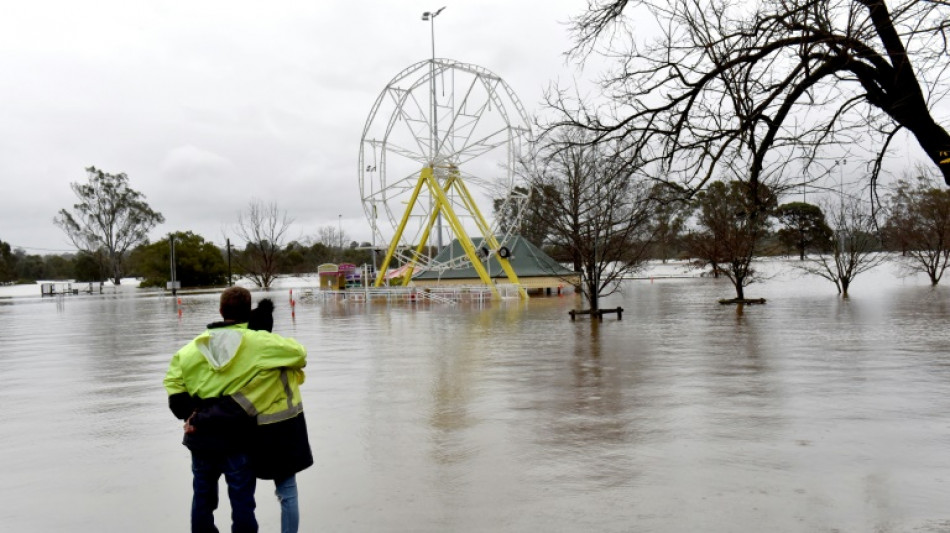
[358,58,532,278]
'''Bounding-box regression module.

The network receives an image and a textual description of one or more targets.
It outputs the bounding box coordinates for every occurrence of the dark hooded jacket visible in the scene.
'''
[245,299,313,479]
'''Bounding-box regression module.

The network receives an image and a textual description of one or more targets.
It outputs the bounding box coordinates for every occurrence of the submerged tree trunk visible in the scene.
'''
[734,278,745,300]
[588,264,600,312]
[111,252,121,285]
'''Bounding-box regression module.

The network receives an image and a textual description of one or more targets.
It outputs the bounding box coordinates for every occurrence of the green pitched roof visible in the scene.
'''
[413,235,575,280]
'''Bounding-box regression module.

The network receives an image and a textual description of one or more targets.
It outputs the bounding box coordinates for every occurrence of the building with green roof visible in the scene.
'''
[412,236,579,294]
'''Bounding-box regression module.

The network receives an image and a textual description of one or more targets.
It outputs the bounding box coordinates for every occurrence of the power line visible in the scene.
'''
[8,244,76,253]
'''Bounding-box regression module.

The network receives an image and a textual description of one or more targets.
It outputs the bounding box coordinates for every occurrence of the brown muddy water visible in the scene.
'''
[2,263,950,532]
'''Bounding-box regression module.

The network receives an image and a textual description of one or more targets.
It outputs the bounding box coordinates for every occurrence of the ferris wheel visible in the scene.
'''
[358,58,532,289]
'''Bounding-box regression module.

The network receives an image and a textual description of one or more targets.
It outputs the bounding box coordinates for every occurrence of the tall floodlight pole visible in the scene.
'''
[422,6,446,251]
[367,165,379,273]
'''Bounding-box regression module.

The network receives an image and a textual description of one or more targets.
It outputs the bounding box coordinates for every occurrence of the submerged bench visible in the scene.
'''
[569,307,624,321]
[718,298,766,305]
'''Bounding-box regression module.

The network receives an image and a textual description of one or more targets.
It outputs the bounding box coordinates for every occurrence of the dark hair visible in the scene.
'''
[219,287,252,322]
[248,298,274,332]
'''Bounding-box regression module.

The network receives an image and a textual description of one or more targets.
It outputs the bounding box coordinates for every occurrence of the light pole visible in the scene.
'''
[338,214,343,260]
[367,165,379,273]
[423,6,446,251]
[836,158,847,208]
[422,6,445,161]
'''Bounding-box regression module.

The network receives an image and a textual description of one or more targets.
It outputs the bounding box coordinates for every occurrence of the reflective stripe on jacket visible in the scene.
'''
[232,367,305,425]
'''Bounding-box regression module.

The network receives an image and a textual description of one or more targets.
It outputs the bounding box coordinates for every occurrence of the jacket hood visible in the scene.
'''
[195,329,245,371]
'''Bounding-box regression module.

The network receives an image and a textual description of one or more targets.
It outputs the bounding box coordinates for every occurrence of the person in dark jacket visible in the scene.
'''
[241,298,313,533]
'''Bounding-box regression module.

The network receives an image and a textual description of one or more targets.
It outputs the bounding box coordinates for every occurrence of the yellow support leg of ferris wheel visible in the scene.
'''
[450,172,527,299]
[373,168,429,288]
[374,165,526,299]
[422,171,501,297]
[374,166,499,297]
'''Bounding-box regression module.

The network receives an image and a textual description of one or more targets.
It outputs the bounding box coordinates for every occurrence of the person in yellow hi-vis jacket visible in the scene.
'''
[164,287,307,533]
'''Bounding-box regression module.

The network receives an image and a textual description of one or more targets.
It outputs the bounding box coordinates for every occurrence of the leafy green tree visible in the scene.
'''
[0,240,17,283]
[341,244,372,268]
[128,231,227,288]
[278,240,343,274]
[685,180,776,300]
[54,167,165,284]
[307,241,334,267]
[775,202,834,260]
[74,251,105,282]
[278,241,310,275]
[14,251,47,282]
[43,255,75,280]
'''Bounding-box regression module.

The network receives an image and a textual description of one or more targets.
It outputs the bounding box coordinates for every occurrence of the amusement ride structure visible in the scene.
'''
[358,7,532,299]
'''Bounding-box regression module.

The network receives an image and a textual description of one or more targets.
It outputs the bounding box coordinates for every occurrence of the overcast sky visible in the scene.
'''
[1,0,596,254]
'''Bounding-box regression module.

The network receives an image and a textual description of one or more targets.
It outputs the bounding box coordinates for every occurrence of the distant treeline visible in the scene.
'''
[0,232,374,287]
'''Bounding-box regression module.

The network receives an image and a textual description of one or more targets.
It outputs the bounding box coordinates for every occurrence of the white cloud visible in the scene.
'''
[0,0,592,253]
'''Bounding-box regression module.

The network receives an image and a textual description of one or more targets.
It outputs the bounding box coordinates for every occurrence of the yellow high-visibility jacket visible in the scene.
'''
[164,324,307,400]
[232,367,306,425]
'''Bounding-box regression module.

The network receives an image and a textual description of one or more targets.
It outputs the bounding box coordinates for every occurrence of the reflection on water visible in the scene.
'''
[2,266,950,532]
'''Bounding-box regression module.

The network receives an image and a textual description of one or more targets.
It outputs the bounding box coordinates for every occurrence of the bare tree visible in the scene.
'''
[523,127,657,311]
[316,225,350,261]
[800,196,887,296]
[54,166,164,284]
[233,200,293,288]
[556,0,950,197]
[884,169,950,285]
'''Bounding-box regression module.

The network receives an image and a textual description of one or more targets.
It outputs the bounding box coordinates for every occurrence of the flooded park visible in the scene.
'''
[2,260,950,532]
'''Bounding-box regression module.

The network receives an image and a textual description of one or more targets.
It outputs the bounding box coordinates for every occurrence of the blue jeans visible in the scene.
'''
[274,475,299,533]
[191,451,258,533]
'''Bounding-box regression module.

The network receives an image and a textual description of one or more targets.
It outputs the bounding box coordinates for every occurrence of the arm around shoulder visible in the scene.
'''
[263,333,307,370]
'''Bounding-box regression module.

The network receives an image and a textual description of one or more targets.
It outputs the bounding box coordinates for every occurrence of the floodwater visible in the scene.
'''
[2,262,950,532]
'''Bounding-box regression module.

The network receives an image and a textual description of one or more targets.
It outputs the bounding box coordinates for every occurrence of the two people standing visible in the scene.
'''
[164,287,313,533]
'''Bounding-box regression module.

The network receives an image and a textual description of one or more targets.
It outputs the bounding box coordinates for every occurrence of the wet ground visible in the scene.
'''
[2,262,950,531]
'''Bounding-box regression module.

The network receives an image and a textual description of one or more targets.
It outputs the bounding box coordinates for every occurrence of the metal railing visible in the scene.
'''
[305,286,494,305]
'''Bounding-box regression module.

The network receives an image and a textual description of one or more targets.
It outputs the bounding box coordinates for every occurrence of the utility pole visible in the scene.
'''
[168,234,178,296]
[226,238,232,287]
